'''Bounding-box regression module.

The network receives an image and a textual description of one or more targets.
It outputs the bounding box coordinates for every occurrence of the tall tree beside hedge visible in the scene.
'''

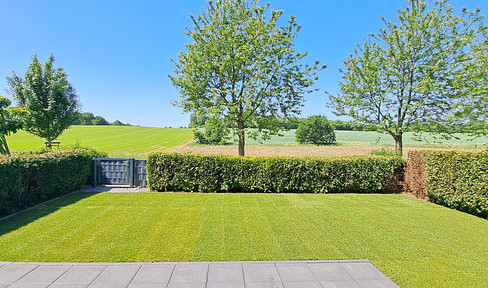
[296,115,336,145]
[327,0,484,155]
[170,0,325,156]
[8,54,80,145]
[0,96,24,155]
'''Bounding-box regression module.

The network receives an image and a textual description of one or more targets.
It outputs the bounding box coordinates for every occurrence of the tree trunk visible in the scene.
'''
[236,120,245,156]
[393,134,403,156]
[0,136,10,155]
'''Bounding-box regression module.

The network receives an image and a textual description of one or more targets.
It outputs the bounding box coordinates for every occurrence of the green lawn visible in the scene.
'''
[1,193,487,287]
[6,126,193,158]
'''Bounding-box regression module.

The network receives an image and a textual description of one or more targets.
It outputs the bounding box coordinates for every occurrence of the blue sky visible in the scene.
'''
[0,0,486,128]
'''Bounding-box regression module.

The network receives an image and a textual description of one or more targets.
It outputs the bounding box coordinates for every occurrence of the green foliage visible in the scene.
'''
[327,0,485,155]
[7,54,80,142]
[188,113,209,128]
[370,147,400,157]
[295,115,336,145]
[0,149,97,217]
[0,96,24,155]
[193,117,229,145]
[170,0,325,156]
[147,153,402,193]
[92,116,110,125]
[423,150,488,218]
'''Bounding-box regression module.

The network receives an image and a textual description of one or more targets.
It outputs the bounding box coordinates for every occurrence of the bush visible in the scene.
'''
[405,150,488,218]
[296,115,336,145]
[147,153,402,193]
[0,149,97,217]
[193,117,229,145]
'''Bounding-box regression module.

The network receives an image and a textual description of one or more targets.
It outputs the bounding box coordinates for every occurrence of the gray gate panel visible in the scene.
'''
[93,158,147,187]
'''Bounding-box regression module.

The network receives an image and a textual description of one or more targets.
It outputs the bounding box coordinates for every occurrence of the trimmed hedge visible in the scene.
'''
[405,150,488,218]
[147,153,402,194]
[0,149,96,217]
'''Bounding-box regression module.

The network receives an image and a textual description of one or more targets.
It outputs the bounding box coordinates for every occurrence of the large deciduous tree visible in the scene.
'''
[170,0,324,156]
[8,54,80,145]
[327,0,484,155]
[0,96,24,155]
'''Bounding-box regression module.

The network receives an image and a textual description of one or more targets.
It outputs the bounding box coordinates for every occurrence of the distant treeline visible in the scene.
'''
[189,114,443,132]
[73,112,131,126]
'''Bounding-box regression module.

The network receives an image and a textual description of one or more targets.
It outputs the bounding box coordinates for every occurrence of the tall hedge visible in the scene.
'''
[147,153,402,194]
[405,150,488,218]
[0,149,96,217]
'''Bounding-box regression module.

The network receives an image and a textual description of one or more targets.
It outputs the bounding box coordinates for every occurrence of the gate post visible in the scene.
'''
[129,158,135,187]
[92,157,98,187]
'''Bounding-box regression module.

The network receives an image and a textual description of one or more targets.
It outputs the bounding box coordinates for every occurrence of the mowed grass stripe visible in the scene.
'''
[0,193,487,287]
[6,126,193,158]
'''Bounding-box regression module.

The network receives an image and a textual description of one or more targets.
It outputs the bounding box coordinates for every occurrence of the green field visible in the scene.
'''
[7,126,487,158]
[6,126,193,158]
[244,130,488,148]
[0,193,487,287]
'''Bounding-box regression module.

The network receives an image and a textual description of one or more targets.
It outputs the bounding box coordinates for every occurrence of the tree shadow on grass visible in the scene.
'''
[0,192,97,237]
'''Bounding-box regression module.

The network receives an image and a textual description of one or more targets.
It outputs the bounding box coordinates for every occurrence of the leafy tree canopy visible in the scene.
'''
[0,96,24,155]
[8,54,80,143]
[327,0,485,155]
[171,0,325,156]
[296,115,336,145]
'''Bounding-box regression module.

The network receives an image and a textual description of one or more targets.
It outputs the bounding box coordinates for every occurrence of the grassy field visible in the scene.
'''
[0,192,487,287]
[243,130,488,148]
[6,126,193,158]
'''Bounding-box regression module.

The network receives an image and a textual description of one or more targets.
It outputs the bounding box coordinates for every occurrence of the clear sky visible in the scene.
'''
[0,0,486,128]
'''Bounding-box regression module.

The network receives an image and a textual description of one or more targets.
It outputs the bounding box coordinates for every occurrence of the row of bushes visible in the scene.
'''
[0,149,97,217]
[405,150,488,218]
[147,153,403,193]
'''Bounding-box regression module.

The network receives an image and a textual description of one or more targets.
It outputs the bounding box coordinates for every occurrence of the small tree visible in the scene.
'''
[8,54,80,145]
[0,97,24,155]
[193,117,229,145]
[171,0,324,156]
[296,115,336,145]
[327,0,484,155]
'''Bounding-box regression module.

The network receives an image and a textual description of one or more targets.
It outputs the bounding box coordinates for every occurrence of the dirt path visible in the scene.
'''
[169,145,459,157]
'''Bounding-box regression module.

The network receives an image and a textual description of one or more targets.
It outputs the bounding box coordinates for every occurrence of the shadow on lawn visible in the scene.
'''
[0,192,97,238]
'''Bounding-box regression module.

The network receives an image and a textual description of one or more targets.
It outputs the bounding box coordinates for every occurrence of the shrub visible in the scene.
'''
[405,150,488,218]
[296,115,336,145]
[193,117,229,145]
[147,153,402,194]
[0,149,97,217]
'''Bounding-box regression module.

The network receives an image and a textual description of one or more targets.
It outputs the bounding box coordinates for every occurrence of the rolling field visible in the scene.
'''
[6,126,487,158]
[244,130,488,148]
[6,126,193,159]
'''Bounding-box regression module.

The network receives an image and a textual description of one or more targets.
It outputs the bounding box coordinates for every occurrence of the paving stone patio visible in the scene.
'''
[0,260,398,288]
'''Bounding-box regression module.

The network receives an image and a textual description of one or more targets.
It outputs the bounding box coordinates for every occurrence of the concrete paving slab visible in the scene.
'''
[131,264,175,284]
[0,263,38,284]
[246,282,284,288]
[276,262,318,282]
[127,284,168,288]
[207,281,246,288]
[340,262,387,280]
[87,264,140,288]
[243,263,281,283]
[0,260,398,288]
[52,265,105,285]
[356,279,400,288]
[208,263,244,283]
[309,262,353,281]
[283,281,323,288]
[321,280,361,288]
[169,263,208,284]
[14,265,70,285]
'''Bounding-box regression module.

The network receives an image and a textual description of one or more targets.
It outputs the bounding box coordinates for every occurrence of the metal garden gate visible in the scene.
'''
[92,158,147,187]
